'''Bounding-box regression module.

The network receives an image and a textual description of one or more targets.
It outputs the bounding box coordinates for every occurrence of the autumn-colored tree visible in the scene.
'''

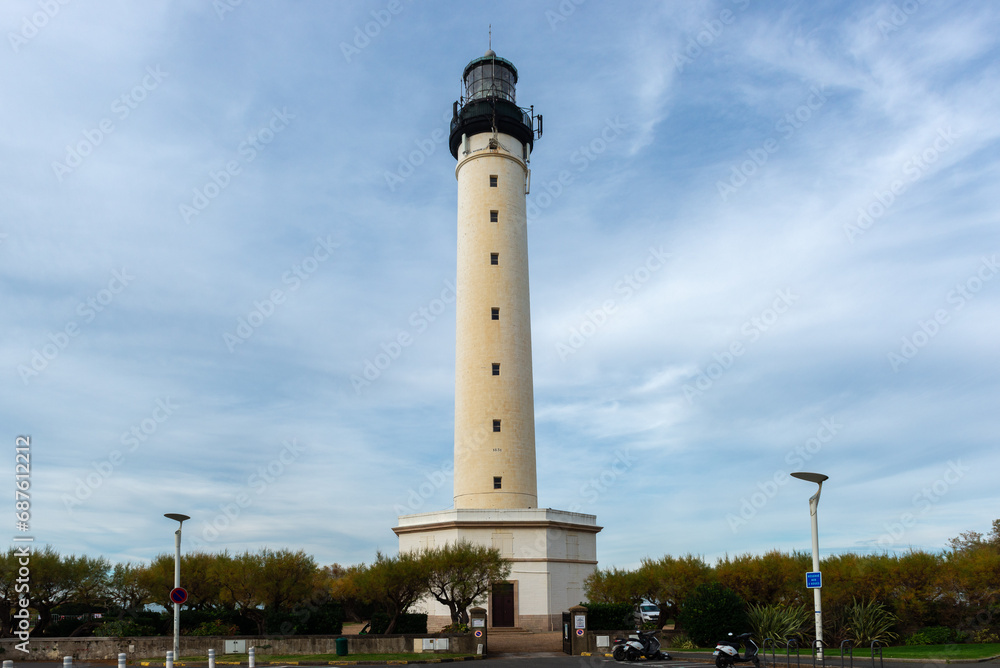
[584,566,643,606]
[423,541,510,624]
[327,563,372,622]
[716,551,807,608]
[637,554,715,626]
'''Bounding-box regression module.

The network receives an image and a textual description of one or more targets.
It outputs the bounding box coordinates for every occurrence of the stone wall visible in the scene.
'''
[0,634,479,661]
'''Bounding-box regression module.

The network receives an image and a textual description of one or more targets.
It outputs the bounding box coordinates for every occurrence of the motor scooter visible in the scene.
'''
[714,632,760,668]
[612,629,671,661]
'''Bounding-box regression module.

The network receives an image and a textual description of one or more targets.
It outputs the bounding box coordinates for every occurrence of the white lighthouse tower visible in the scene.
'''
[395,49,600,633]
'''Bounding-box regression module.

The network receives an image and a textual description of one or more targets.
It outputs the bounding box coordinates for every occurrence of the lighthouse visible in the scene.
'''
[452,50,538,510]
[395,49,600,633]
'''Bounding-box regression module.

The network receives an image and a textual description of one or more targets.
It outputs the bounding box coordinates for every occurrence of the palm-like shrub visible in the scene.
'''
[845,599,898,646]
[747,603,812,645]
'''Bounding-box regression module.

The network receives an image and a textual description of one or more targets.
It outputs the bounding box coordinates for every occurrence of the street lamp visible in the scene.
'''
[164,513,190,661]
[790,473,828,662]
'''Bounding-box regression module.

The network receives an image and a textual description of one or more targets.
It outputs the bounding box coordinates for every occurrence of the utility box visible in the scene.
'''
[224,640,246,654]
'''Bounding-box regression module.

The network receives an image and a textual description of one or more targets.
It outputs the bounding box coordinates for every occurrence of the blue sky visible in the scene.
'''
[3,1,999,572]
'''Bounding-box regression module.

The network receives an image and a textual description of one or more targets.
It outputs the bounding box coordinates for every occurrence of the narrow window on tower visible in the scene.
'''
[493,419,501,432]
[491,307,499,320]
[490,210,499,222]
[494,476,502,489]
[490,253,499,265]
[492,363,500,376]
[489,175,498,187]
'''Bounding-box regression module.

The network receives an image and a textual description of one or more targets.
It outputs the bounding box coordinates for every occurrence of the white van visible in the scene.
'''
[634,602,660,626]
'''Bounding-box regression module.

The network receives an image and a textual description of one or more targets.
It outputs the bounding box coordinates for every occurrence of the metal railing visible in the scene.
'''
[839,640,854,668]
[763,637,778,668]
[870,641,883,668]
[787,638,802,668]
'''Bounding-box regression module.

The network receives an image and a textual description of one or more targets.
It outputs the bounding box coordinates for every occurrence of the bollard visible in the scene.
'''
[249,647,256,668]
[5,659,15,668]
[208,648,216,668]
[118,652,127,668]
[64,657,73,668]
[166,650,174,668]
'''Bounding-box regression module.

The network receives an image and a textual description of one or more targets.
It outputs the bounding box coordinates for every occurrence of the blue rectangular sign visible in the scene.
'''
[806,571,822,588]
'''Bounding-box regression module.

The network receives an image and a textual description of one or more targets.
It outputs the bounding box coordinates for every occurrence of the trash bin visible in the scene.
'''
[335,637,348,656]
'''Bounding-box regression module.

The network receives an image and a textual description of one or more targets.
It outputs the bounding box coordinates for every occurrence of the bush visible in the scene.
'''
[748,603,812,645]
[266,601,344,635]
[678,582,748,647]
[94,619,157,638]
[972,629,999,643]
[370,612,427,634]
[905,626,953,645]
[190,619,239,637]
[584,602,635,630]
[668,632,697,649]
[441,622,470,634]
[845,599,898,646]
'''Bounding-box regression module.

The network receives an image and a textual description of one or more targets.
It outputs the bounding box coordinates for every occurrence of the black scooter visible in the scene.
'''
[713,632,759,668]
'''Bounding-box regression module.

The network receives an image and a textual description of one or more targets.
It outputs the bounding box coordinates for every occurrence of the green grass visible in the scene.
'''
[175,652,478,663]
[671,643,1000,660]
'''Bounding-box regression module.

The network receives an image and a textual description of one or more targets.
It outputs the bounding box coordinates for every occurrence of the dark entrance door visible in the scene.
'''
[491,582,515,627]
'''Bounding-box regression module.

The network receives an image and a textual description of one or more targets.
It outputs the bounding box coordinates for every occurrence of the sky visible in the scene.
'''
[2,1,999,573]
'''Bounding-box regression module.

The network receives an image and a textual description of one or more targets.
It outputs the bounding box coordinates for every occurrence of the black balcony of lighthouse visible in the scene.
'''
[449,50,539,159]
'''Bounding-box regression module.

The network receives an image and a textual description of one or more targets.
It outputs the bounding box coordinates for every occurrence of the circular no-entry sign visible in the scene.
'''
[169,587,188,604]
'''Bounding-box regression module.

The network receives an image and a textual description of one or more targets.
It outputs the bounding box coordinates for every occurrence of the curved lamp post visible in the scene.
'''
[791,473,827,662]
[164,513,190,661]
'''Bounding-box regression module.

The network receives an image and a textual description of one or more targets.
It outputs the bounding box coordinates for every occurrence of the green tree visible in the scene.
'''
[423,541,510,624]
[677,582,748,647]
[217,551,267,634]
[259,548,318,616]
[107,562,152,616]
[31,548,109,636]
[355,551,429,634]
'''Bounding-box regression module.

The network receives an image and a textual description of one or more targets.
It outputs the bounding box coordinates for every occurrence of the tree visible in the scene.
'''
[258,548,318,616]
[30,548,109,636]
[423,541,510,624]
[584,567,643,606]
[107,562,152,616]
[355,551,429,634]
[637,554,715,626]
[677,582,748,647]
[217,551,267,634]
[327,563,373,622]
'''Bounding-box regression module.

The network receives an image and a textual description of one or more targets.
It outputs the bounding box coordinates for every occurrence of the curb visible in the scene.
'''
[139,657,484,667]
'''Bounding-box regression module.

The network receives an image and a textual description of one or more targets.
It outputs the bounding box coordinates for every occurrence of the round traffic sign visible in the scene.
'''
[474,629,483,638]
[576,628,584,636]
[169,587,188,604]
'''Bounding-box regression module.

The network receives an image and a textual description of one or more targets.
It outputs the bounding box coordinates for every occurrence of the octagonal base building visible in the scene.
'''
[394,50,600,632]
